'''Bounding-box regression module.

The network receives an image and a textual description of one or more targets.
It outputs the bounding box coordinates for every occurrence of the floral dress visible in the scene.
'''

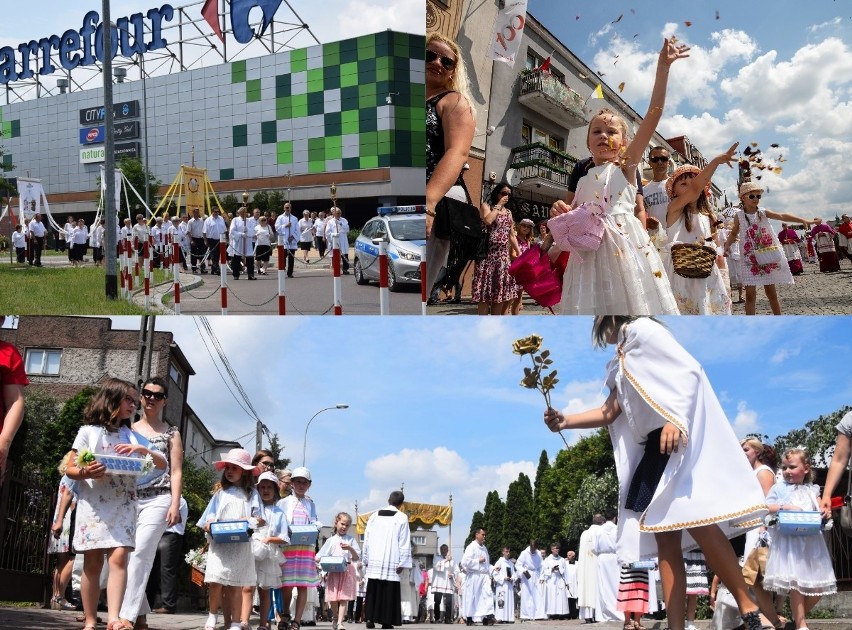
[472,209,514,303]
[734,208,793,286]
[71,425,143,550]
[47,476,77,554]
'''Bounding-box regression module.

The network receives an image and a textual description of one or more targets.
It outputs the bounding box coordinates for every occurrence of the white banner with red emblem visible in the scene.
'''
[488,0,528,64]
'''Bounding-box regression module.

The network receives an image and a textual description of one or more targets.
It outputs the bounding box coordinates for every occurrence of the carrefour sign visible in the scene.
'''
[0,1,285,85]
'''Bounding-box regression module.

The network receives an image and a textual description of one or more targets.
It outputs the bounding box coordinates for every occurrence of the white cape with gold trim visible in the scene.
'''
[603,318,767,565]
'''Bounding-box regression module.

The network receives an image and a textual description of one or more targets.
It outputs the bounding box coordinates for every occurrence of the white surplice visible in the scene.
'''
[362,505,411,582]
[491,557,516,622]
[541,554,569,616]
[576,525,601,618]
[461,541,493,620]
[516,546,543,619]
[592,521,623,622]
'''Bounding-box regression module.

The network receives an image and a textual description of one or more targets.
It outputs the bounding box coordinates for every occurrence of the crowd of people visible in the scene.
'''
[424,32,849,316]
[8,203,351,279]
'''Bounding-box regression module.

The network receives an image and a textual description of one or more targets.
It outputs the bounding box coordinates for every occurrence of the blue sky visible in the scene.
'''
[526,0,852,219]
[106,315,852,558]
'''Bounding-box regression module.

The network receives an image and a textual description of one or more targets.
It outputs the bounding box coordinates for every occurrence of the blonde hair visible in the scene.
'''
[782,448,813,483]
[426,33,475,117]
[58,451,74,475]
[740,437,763,453]
[334,511,353,530]
[515,222,534,245]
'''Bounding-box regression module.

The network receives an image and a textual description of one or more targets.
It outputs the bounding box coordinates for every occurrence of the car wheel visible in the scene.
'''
[388,261,401,292]
[354,258,370,285]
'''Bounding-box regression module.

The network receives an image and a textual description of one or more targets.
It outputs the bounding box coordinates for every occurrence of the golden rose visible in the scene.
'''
[512,335,543,356]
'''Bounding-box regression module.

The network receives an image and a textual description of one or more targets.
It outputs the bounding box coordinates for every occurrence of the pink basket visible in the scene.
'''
[508,244,562,308]
[548,201,606,257]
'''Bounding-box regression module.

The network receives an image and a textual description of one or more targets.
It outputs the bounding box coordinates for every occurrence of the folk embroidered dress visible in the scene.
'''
[279,495,321,588]
[602,318,767,565]
[471,209,514,304]
[559,163,678,315]
[199,485,262,587]
[665,213,731,315]
[734,208,793,287]
[763,482,837,596]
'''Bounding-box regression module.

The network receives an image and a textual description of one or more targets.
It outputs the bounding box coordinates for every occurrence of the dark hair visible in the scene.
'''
[83,377,138,431]
[649,145,670,156]
[676,176,714,233]
[488,182,513,206]
[142,376,169,397]
[217,467,255,498]
[759,444,778,470]
[388,490,405,507]
[252,449,274,465]
[592,316,664,349]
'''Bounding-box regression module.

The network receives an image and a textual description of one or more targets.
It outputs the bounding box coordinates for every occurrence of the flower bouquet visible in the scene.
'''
[512,335,568,447]
[185,546,208,587]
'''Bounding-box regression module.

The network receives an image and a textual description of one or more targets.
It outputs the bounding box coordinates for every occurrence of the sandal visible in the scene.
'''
[289,622,302,630]
[279,616,292,630]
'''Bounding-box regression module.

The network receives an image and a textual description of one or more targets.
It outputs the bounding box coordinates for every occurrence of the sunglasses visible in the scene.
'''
[649,156,669,163]
[141,389,167,400]
[426,49,456,70]
[747,194,762,200]
[259,460,275,468]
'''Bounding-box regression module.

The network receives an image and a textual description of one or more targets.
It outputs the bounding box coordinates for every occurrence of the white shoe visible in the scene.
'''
[686,624,698,630]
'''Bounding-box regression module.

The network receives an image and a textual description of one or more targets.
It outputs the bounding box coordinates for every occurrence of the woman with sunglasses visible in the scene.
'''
[472,183,520,315]
[118,376,184,630]
[424,32,476,298]
[723,182,811,315]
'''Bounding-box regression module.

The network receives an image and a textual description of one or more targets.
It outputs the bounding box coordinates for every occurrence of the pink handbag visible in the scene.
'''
[508,244,562,308]
[547,165,613,258]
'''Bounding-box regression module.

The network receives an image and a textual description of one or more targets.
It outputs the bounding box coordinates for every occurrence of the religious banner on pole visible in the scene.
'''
[183,166,206,213]
[488,0,529,64]
[101,166,123,217]
[17,177,43,222]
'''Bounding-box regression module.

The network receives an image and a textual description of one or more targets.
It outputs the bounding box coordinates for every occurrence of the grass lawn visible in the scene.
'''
[0,264,170,314]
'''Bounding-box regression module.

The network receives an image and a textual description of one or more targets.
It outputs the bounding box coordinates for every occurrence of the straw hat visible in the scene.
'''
[213,448,259,474]
[665,164,701,199]
[291,466,312,481]
[739,181,764,198]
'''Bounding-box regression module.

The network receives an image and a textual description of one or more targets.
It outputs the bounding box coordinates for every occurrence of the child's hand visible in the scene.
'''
[51,521,63,537]
[544,407,564,433]
[114,443,146,457]
[716,142,739,168]
[84,461,107,479]
[659,37,690,68]
[550,200,572,218]
[660,422,687,454]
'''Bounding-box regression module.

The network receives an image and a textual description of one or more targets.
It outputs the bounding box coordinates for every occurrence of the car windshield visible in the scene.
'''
[388,218,425,242]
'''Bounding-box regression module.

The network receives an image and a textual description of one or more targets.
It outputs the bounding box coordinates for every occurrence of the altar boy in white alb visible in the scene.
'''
[516,540,543,621]
[541,542,569,618]
[461,528,494,625]
[491,547,515,622]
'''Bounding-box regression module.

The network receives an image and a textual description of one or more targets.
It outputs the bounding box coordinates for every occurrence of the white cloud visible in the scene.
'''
[809,17,843,33]
[332,0,424,39]
[770,346,800,364]
[732,401,759,437]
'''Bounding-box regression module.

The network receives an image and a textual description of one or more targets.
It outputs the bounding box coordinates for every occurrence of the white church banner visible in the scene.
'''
[488,0,528,64]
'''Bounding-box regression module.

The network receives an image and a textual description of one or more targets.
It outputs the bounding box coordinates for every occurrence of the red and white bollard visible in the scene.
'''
[420,245,428,316]
[276,234,286,315]
[125,235,134,300]
[378,240,389,315]
[118,239,126,297]
[143,241,151,311]
[220,234,228,315]
[332,232,342,315]
[172,241,181,315]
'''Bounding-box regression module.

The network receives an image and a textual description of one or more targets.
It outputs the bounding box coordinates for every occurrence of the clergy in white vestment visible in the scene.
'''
[577,517,603,621]
[461,528,494,624]
[490,547,516,622]
[431,545,455,623]
[593,516,624,622]
[541,543,569,618]
[400,565,419,621]
[363,490,412,628]
[515,540,543,620]
[564,550,579,619]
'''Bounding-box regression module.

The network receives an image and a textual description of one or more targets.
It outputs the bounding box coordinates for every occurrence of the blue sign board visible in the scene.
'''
[80,126,105,145]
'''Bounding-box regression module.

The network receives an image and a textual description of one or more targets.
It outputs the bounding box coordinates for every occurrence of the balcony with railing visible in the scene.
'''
[518,69,588,130]
[509,142,578,197]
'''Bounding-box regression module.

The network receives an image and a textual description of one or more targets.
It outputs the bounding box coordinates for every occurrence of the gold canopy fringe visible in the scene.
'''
[356,501,453,535]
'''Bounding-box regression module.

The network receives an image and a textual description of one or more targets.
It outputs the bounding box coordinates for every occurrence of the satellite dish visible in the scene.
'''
[505,168,521,187]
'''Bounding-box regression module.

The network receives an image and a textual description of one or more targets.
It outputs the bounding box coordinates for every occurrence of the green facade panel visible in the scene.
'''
[232,60,246,84]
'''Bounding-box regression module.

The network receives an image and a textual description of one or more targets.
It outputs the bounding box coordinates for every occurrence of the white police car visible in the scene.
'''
[354,206,426,291]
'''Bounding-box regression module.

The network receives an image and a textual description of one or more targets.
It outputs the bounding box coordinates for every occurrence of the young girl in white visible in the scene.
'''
[64,378,167,630]
[544,317,769,630]
[763,449,836,630]
[278,466,321,630]
[723,182,811,315]
[317,512,361,630]
[664,144,738,315]
[48,452,78,611]
[549,38,687,315]
[252,471,290,630]
[509,218,535,315]
[199,448,264,630]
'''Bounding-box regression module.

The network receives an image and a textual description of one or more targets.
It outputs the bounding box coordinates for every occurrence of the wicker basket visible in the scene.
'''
[191,565,206,587]
[671,242,716,279]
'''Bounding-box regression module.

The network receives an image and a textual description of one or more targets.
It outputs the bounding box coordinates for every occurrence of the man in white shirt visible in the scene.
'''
[275,202,299,277]
[132,213,150,258]
[229,207,254,280]
[363,490,411,629]
[431,544,454,624]
[187,208,207,273]
[592,515,622,623]
[63,215,76,261]
[167,216,189,271]
[324,206,350,274]
[27,213,47,266]
[643,146,672,266]
[151,218,163,268]
[313,211,327,258]
[203,208,226,274]
[461,528,493,625]
[298,210,314,263]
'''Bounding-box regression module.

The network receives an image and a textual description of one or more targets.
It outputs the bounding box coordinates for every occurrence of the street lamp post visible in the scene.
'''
[302,404,348,466]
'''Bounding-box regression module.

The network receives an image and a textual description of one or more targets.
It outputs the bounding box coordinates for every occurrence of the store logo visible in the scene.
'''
[230,0,282,44]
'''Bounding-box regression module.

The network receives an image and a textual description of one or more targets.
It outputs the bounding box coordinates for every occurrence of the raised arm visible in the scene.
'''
[667,143,738,225]
[765,210,811,228]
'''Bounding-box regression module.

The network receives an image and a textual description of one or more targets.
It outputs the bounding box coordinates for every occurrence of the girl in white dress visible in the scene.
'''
[549,38,688,315]
[665,145,739,315]
[64,378,167,630]
[199,448,264,630]
[763,449,836,630]
[544,317,768,630]
[723,182,811,315]
[316,512,361,630]
[253,471,290,630]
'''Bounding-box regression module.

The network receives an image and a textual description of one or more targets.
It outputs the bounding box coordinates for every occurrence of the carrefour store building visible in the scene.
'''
[0,2,425,227]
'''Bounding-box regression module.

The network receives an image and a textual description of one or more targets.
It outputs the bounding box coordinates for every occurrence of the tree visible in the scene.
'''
[181,455,216,553]
[116,157,160,216]
[482,490,506,560]
[221,194,240,215]
[0,128,14,200]
[502,472,534,556]
[772,406,851,467]
[268,190,285,214]
[562,468,618,550]
[250,190,269,213]
[266,432,291,470]
[532,449,553,543]
[8,388,60,476]
[39,387,96,489]
[464,509,485,548]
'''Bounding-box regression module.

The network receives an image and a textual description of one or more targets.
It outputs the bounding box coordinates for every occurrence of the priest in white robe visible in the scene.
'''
[577,516,603,621]
[461,528,494,625]
[564,550,579,619]
[491,547,515,622]
[363,490,412,629]
[541,542,569,618]
[516,540,543,621]
[593,515,624,622]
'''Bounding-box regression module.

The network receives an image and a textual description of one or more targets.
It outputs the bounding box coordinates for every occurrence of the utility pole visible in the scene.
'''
[135,315,156,390]
[256,419,263,453]
[103,0,118,299]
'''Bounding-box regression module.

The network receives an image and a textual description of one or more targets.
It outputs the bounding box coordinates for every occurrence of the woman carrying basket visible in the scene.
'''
[664,144,738,314]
